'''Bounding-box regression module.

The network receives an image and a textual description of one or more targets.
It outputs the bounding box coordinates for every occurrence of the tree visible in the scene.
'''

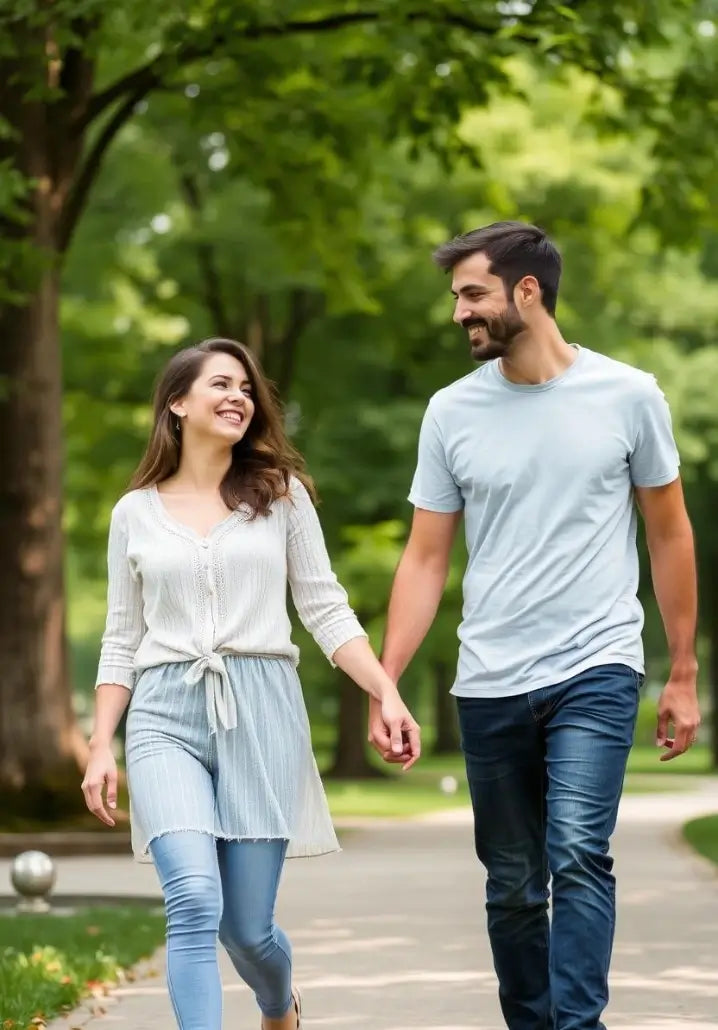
[68,50,718,775]
[2,2,715,815]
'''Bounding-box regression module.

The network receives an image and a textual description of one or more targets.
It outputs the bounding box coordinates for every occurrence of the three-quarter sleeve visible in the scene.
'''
[95,502,145,690]
[286,478,367,664]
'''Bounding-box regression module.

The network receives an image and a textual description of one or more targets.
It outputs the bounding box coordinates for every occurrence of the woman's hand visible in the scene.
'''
[81,742,119,827]
[376,688,421,772]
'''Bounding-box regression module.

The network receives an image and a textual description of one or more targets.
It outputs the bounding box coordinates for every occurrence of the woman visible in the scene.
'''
[82,337,420,1030]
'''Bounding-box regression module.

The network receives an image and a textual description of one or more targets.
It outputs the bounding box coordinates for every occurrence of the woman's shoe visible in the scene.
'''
[260,988,301,1030]
[292,986,302,1028]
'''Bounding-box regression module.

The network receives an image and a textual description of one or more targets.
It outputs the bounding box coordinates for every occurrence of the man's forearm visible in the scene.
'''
[381,552,449,681]
[647,526,698,675]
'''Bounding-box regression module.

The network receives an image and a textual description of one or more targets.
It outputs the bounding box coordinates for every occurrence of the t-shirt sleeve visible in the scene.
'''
[629,376,681,488]
[408,402,464,512]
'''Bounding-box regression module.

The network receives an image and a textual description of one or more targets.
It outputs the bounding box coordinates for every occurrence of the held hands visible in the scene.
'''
[368,689,421,772]
[81,742,119,826]
[656,665,701,762]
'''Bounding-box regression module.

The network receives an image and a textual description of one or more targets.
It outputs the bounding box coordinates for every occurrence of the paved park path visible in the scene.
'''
[4,779,717,1030]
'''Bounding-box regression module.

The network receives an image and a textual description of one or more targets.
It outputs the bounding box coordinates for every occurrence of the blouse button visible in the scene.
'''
[200,539,209,548]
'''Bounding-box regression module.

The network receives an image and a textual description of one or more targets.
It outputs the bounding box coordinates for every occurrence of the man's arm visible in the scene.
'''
[368,507,462,760]
[635,478,700,760]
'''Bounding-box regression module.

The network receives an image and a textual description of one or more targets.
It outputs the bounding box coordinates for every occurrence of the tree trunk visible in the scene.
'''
[0,27,93,820]
[432,660,460,754]
[325,673,385,779]
[0,270,90,817]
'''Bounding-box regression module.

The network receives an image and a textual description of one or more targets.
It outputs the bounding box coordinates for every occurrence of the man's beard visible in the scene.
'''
[463,304,526,361]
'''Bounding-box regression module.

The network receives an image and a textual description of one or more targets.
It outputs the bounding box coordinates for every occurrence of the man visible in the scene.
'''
[369,221,700,1030]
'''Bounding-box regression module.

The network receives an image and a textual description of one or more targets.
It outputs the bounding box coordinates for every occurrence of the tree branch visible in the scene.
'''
[59,5,533,250]
[275,289,322,395]
[79,56,163,131]
[57,88,145,254]
[178,170,230,335]
[80,9,507,130]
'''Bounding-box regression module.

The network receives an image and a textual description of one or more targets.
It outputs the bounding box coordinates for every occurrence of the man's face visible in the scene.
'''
[450,252,527,361]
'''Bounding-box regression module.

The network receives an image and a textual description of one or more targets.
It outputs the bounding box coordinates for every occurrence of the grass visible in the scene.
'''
[324,753,471,819]
[683,814,718,868]
[0,906,165,1027]
[321,746,714,821]
[627,743,713,775]
[0,746,710,832]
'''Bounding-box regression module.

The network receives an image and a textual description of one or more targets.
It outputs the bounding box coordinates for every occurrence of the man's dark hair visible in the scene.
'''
[433,221,562,316]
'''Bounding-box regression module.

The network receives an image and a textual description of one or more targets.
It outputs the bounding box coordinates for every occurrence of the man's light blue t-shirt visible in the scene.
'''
[409,346,680,697]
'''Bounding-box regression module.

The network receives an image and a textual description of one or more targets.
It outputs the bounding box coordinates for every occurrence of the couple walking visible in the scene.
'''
[83,221,699,1030]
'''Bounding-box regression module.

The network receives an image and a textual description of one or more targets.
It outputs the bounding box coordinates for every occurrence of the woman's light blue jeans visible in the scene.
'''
[149,831,292,1028]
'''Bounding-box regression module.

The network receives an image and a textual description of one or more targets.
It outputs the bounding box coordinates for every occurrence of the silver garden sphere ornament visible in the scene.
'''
[10,850,57,912]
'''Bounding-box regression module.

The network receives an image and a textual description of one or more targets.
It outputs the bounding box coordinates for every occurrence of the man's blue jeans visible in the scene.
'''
[457,664,641,1030]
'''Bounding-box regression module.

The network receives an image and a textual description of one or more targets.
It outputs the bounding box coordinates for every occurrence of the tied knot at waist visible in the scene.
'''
[183,652,237,733]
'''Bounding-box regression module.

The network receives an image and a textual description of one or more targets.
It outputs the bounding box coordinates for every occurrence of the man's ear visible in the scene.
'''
[516,274,540,308]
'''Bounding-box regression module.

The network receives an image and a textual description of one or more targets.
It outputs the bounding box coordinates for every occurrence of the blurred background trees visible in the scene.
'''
[1,1,717,818]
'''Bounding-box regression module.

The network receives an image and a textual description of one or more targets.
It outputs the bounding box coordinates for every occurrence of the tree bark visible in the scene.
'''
[0,23,94,819]
[0,273,90,816]
[432,660,460,754]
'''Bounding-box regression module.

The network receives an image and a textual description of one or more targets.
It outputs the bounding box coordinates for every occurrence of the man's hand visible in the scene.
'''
[368,693,421,771]
[656,667,700,761]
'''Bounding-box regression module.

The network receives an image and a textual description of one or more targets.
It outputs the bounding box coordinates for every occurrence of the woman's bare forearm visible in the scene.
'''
[90,684,132,748]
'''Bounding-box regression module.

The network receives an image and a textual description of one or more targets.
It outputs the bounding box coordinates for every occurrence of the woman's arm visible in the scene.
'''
[286,479,420,768]
[94,502,146,691]
[83,503,145,825]
[331,636,421,768]
[82,684,132,826]
[285,479,368,661]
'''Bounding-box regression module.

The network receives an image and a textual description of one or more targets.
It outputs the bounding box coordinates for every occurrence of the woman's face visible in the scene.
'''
[171,352,256,445]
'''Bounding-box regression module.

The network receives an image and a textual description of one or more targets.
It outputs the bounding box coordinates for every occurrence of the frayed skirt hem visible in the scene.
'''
[133,827,342,864]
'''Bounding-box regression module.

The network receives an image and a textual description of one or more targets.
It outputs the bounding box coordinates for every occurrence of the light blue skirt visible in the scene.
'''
[124,655,340,863]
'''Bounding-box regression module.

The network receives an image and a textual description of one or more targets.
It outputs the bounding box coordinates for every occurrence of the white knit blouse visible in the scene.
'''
[96,478,367,730]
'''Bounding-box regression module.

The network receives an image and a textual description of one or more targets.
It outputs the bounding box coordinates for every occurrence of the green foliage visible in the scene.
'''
[0,906,165,1026]
[60,40,718,735]
[3,0,717,766]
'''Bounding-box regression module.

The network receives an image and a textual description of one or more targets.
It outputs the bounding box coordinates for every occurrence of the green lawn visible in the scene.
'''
[627,743,712,775]
[324,753,470,819]
[0,907,165,1027]
[322,746,713,820]
[683,814,718,867]
[0,738,710,833]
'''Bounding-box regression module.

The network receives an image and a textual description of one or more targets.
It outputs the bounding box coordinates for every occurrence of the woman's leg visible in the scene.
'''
[216,838,294,1023]
[150,831,223,1030]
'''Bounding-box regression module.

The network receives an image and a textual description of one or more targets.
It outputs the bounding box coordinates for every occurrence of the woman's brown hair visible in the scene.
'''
[129,338,315,516]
